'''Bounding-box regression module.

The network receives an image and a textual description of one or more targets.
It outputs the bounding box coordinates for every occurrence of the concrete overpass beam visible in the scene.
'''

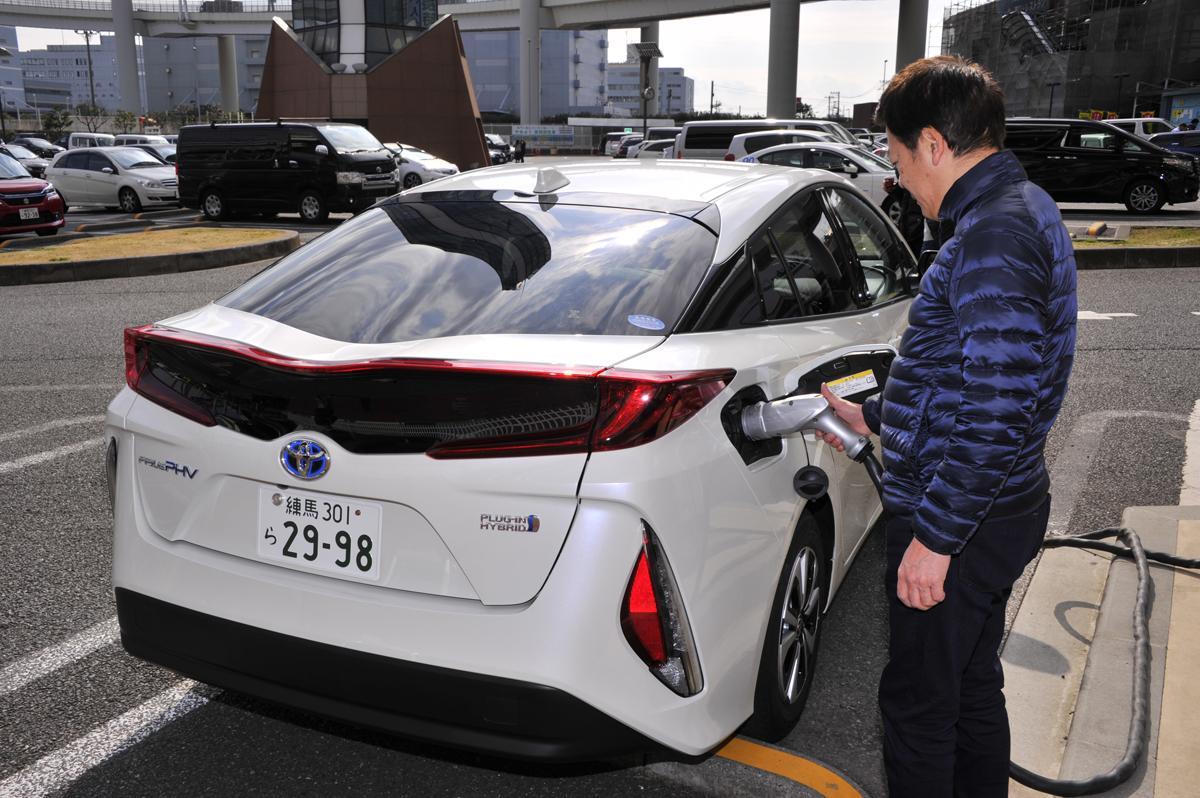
[519,0,541,124]
[766,0,800,119]
[112,0,142,113]
[639,21,659,117]
[895,0,929,73]
[218,35,239,114]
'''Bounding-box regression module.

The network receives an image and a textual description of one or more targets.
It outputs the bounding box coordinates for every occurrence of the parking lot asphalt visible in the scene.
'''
[0,222,1197,798]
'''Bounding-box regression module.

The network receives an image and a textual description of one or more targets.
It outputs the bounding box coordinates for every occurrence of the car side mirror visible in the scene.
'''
[844,161,859,176]
[904,249,938,295]
[314,144,329,156]
[101,167,114,174]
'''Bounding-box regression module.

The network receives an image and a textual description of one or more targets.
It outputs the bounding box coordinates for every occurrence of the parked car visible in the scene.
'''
[603,131,629,156]
[0,142,50,178]
[1106,117,1173,140]
[162,134,178,144]
[634,139,676,159]
[1006,118,1199,212]
[0,152,66,237]
[9,136,64,159]
[1149,130,1200,157]
[744,142,895,207]
[114,134,170,147]
[109,159,913,762]
[383,143,459,188]
[47,146,177,212]
[67,132,116,149]
[724,129,835,162]
[131,143,177,164]
[677,118,858,160]
[178,122,398,223]
[485,134,511,164]
[614,134,643,158]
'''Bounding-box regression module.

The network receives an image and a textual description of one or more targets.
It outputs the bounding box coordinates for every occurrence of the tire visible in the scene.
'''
[744,513,828,741]
[403,172,422,189]
[200,189,227,222]
[1124,178,1165,213]
[298,190,329,224]
[118,187,142,213]
[882,194,903,225]
[36,227,58,237]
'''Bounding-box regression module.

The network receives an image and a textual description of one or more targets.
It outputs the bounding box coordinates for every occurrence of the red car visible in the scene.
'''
[0,152,66,237]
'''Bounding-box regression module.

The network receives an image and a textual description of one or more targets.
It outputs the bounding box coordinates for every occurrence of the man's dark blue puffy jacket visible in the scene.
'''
[862,150,1077,555]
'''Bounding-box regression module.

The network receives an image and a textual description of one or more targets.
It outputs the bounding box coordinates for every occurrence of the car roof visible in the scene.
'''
[755,141,860,153]
[401,158,840,262]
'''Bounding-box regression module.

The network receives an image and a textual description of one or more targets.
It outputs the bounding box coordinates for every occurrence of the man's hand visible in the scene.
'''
[897,537,951,610]
[814,383,871,452]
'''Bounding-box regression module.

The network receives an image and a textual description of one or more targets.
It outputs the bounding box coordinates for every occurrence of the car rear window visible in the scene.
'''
[218,200,718,341]
[686,125,772,150]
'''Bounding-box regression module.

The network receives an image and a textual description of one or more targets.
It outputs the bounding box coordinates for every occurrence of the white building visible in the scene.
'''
[606,62,693,117]
[142,35,269,115]
[462,29,609,118]
[0,26,27,119]
[19,34,137,111]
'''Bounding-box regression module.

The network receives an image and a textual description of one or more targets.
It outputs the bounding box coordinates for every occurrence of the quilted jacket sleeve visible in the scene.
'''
[862,395,882,436]
[909,226,1049,555]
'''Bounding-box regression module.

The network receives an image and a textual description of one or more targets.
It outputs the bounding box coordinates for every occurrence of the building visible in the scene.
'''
[0,26,27,119]
[19,34,137,111]
[606,62,694,117]
[940,0,1200,120]
[142,35,269,115]
[291,0,439,69]
[461,29,609,118]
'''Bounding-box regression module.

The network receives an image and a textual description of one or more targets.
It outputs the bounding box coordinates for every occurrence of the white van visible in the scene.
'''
[677,118,858,160]
[1106,118,1173,140]
[114,134,170,146]
[724,129,835,161]
[67,132,116,149]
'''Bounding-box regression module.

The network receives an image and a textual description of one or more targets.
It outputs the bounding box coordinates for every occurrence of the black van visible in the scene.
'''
[1005,118,1199,213]
[177,122,398,223]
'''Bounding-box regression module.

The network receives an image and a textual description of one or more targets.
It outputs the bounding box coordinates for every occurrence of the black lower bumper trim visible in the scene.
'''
[115,588,649,762]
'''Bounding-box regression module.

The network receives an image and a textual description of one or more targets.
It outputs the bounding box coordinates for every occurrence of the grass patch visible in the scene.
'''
[0,227,289,266]
[1074,227,1200,249]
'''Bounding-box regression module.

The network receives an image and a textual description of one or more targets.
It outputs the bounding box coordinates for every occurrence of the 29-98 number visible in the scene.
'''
[279,520,373,572]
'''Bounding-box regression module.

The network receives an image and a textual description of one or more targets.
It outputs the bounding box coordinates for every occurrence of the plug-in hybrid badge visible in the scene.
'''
[280,439,330,480]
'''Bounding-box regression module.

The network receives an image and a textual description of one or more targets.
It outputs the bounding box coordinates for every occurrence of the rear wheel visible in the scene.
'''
[201,189,227,221]
[744,513,828,741]
[1124,178,1165,213]
[403,172,422,189]
[298,190,329,223]
[118,187,142,213]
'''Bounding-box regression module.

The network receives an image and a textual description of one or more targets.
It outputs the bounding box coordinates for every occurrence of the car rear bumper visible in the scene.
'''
[116,587,649,761]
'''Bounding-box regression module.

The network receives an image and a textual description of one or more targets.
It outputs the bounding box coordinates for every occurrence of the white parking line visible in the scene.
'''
[0,416,105,445]
[0,438,105,476]
[0,681,214,798]
[1077,311,1139,320]
[0,384,120,394]
[0,617,119,698]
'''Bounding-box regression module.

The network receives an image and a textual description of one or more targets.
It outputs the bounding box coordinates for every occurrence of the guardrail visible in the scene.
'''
[0,0,292,13]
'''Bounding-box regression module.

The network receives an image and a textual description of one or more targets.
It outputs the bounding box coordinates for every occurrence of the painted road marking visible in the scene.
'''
[0,437,104,476]
[716,737,863,796]
[0,617,119,698]
[0,681,213,798]
[0,415,105,445]
[1077,311,1138,320]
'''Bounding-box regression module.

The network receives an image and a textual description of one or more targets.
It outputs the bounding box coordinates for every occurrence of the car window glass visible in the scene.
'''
[809,150,850,172]
[827,189,906,306]
[0,153,27,178]
[757,151,783,165]
[690,248,766,330]
[1065,128,1118,150]
[745,134,787,153]
[1113,123,1134,133]
[60,152,85,169]
[750,232,804,320]
[1144,121,1171,135]
[289,133,322,155]
[1005,127,1063,149]
[86,152,113,172]
[769,192,859,315]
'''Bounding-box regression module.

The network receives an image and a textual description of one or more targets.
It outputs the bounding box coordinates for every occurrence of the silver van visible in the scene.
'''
[677,119,858,160]
[67,132,116,149]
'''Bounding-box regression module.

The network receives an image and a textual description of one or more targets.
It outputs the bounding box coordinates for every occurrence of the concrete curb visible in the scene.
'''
[1074,246,1200,270]
[0,230,300,286]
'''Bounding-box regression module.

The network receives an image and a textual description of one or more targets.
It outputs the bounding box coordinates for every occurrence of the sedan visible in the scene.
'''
[0,152,66,236]
[383,143,459,189]
[46,146,178,212]
[10,136,64,159]
[108,159,913,761]
[0,143,50,178]
[744,142,895,206]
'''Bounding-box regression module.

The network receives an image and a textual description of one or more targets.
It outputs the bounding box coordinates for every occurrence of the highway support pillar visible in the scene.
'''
[766,0,800,120]
[895,0,929,73]
[112,0,142,113]
[218,35,240,115]
[519,0,540,125]
[640,21,660,117]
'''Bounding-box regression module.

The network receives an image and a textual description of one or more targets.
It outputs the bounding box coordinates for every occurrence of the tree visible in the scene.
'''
[75,103,106,133]
[41,108,72,142]
[114,109,137,133]
[795,102,814,119]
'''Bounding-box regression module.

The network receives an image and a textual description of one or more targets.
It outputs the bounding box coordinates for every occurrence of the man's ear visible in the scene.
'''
[920,126,950,167]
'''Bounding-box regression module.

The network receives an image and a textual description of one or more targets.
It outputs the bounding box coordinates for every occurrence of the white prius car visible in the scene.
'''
[108,159,914,760]
[743,142,895,208]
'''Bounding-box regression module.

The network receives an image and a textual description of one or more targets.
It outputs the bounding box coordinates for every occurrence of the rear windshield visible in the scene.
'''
[685,125,773,151]
[219,200,717,341]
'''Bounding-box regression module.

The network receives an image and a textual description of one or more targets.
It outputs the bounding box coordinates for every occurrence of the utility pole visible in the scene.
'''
[1046,81,1061,117]
[710,81,715,114]
[75,30,97,108]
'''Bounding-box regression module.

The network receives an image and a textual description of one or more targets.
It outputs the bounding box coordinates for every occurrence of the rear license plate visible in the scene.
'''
[19,207,38,221]
[257,486,382,581]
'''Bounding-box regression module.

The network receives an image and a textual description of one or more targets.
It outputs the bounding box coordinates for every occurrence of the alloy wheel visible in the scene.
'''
[1129,183,1160,212]
[203,193,223,219]
[403,173,422,189]
[119,188,140,213]
[777,545,821,704]
[300,195,322,220]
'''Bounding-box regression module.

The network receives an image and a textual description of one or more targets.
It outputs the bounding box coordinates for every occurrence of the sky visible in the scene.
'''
[15,0,951,116]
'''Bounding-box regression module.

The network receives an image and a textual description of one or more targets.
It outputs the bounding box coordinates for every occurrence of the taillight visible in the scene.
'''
[620,523,703,696]
[124,326,216,426]
[723,153,735,161]
[593,369,734,452]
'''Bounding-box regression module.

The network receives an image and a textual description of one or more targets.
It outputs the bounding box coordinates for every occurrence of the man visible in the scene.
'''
[816,56,1077,797]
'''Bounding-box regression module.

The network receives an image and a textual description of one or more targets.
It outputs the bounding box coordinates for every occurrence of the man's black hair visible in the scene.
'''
[876,55,1006,155]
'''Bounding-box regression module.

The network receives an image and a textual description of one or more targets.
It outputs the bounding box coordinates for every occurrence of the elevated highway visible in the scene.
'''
[2,0,929,124]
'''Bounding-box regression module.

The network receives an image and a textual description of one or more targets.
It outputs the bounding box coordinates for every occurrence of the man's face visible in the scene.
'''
[886,128,937,219]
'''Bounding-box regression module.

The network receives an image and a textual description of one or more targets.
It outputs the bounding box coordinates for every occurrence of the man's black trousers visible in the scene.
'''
[879,495,1051,798]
